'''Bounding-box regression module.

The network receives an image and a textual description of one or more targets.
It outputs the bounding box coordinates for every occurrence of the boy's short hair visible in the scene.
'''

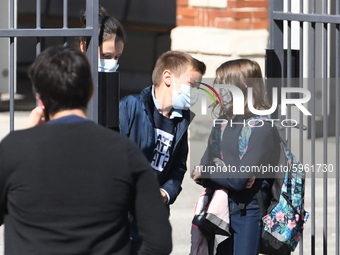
[28,46,93,115]
[152,51,206,86]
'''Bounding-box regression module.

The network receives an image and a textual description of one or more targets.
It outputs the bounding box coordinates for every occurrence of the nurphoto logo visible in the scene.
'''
[198,83,312,128]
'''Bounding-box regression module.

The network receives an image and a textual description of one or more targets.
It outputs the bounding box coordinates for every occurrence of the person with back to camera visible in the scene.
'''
[191,59,280,255]
[0,46,172,255]
[79,5,126,72]
[119,50,206,253]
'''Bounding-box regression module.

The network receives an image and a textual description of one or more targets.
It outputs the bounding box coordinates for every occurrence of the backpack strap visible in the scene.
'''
[255,120,286,217]
[256,191,267,218]
[209,122,227,159]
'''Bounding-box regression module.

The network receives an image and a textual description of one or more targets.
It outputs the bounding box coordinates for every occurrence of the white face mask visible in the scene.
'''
[98,59,119,72]
[172,84,200,110]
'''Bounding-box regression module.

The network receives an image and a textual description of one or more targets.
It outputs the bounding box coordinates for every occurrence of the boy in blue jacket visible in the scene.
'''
[120,50,206,206]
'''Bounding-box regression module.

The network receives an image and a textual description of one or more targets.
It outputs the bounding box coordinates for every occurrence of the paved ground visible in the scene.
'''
[0,110,338,254]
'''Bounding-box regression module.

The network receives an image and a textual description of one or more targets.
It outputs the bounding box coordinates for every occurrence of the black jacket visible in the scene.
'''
[0,119,172,255]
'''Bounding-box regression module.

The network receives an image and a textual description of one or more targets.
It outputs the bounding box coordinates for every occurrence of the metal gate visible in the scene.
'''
[0,0,99,131]
[267,0,340,254]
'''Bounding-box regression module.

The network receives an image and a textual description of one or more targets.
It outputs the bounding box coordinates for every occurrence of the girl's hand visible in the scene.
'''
[246,175,255,189]
[191,165,203,184]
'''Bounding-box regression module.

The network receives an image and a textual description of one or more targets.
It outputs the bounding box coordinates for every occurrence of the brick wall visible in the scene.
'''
[177,0,268,30]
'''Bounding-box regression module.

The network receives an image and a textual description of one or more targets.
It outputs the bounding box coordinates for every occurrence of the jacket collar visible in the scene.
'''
[139,86,156,127]
[151,85,183,119]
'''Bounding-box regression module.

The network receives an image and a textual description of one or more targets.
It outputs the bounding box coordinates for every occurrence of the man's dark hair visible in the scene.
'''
[28,46,93,116]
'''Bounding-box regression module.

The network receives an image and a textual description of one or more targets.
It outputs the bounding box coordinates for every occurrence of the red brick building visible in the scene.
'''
[177,0,268,29]
[172,0,269,76]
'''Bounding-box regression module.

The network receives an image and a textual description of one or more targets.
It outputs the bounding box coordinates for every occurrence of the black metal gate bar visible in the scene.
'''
[299,1,304,254]
[272,12,340,24]
[85,0,99,122]
[336,0,340,252]
[268,0,340,253]
[36,0,41,55]
[322,1,328,254]
[0,29,97,37]
[9,0,15,131]
[63,0,68,46]
[268,0,284,126]
[310,1,316,254]
[336,3,340,255]
[0,0,99,130]
[286,0,292,150]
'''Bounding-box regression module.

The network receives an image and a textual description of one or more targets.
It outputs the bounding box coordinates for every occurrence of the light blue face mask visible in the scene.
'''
[172,84,200,110]
[98,59,119,72]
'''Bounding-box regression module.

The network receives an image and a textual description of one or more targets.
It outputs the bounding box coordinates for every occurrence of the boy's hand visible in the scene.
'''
[160,190,168,203]
[25,107,46,129]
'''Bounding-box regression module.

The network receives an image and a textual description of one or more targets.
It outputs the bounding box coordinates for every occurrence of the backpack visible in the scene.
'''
[211,116,309,255]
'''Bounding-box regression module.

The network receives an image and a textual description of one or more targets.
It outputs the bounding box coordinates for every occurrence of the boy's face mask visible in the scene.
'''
[172,83,200,110]
[98,59,119,72]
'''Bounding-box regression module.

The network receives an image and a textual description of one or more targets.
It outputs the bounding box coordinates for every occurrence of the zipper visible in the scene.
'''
[282,192,299,215]
[282,192,306,230]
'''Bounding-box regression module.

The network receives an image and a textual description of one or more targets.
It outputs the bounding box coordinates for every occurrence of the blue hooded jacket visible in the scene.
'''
[119,86,194,204]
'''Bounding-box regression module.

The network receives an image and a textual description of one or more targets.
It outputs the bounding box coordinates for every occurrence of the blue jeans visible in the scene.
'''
[216,197,263,255]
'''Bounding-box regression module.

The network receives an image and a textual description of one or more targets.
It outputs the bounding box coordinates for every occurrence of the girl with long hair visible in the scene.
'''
[192,59,280,255]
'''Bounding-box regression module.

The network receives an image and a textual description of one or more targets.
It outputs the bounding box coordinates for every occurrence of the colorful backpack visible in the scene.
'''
[212,116,309,255]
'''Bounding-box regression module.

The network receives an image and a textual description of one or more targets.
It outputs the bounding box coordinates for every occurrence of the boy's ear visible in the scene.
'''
[162,70,172,87]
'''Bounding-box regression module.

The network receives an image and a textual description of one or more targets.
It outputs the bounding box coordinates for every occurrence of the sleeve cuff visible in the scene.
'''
[160,188,170,204]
